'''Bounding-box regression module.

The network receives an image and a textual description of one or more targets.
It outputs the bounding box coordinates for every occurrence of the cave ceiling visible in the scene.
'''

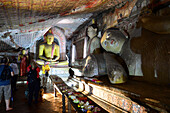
[0,0,121,36]
[0,0,137,51]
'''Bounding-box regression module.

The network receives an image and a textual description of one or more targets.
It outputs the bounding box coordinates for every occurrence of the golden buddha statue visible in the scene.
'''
[36,33,60,65]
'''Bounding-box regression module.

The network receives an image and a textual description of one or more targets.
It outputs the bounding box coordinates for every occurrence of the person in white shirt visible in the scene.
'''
[10,58,19,91]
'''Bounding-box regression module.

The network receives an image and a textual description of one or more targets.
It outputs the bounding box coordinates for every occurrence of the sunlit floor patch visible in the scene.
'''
[17,81,27,84]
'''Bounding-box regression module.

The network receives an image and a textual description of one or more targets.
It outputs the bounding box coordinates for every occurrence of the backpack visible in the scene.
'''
[27,69,37,83]
[0,65,11,81]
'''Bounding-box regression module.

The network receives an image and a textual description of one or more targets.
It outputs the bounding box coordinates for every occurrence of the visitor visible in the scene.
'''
[0,57,14,111]
[27,60,40,105]
[10,58,19,91]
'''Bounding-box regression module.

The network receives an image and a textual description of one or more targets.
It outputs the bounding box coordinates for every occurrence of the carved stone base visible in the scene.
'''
[69,76,169,113]
[49,67,69,81]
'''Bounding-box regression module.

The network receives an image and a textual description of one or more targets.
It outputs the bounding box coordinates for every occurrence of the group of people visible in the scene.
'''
[0,31,59,111]
[0,56,50,111]
[26,60,50,105]
[26,60,41,105]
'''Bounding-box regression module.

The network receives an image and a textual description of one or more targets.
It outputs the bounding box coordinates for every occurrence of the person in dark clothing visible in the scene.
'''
[0,57,14,111]
[27,61,40,105]
[10,58,19,91]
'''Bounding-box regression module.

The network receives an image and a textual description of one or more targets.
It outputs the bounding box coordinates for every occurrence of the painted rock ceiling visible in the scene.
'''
[0,0,134,51]
[0,0,121,34]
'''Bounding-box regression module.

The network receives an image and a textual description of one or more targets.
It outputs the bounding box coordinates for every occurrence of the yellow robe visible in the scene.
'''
[42,65,50,74]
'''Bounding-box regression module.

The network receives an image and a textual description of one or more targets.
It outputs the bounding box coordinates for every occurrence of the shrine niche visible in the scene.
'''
[36,27,67,66]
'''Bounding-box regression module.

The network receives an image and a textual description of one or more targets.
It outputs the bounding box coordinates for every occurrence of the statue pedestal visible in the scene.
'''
[48,61,69,80]
[36,60,69,80]
[49,67,69,79]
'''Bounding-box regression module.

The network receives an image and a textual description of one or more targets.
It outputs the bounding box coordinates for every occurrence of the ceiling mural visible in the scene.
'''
[0,0,122,34]
[102,0,139,31]
[0,14,92,52]
[0,0,144,52]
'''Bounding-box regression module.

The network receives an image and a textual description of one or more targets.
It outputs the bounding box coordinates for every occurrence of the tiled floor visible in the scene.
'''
[0,77,76,113]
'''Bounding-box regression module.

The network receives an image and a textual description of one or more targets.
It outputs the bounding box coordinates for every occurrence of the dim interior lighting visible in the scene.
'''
[17,81,27,84]
[42,94,47,99]
[43,93,54,99]
[57,19,74,24]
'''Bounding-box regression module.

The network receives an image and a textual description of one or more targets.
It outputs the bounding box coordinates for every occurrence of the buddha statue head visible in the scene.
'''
[22,49,26,55]
[21,48,28,55]
[87,24,98,39]
[45,33,54,45]
[101,28,127,54]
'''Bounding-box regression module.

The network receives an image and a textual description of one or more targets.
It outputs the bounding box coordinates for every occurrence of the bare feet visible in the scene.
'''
[6,107,13,111]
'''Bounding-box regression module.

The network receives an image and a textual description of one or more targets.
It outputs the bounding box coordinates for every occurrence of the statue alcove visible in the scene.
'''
[35,27,67,62]
[36,38,59,59]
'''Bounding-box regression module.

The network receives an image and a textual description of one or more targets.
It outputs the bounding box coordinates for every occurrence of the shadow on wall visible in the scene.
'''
[131,28,170,85]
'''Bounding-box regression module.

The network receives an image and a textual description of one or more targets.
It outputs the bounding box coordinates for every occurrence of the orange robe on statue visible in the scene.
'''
[20,55,27,76]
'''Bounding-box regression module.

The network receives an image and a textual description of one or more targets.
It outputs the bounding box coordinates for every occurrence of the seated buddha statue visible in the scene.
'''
[36,33,60,65]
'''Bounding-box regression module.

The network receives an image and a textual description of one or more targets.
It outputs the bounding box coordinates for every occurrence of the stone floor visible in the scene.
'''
[0,76,76,113]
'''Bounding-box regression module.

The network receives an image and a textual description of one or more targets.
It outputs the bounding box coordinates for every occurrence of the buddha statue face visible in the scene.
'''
[22,50,26,55]
[87,26,97,39]
[101,28,126,54]
[45,34,54,45]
